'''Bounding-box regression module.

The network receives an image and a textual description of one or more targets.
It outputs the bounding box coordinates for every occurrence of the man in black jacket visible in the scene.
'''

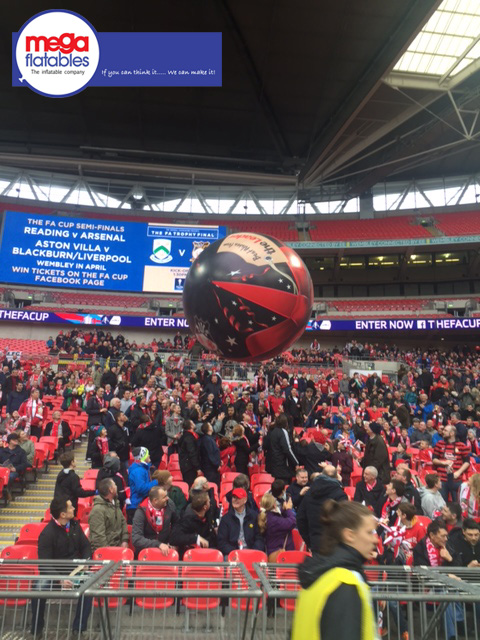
[6,380,28,415]
[284,388,303,427]
[217,488,264,557]
[199,422,221,486]
[268,414,300,481]
[54,452,96,514]
[297,465,348,552]
[287,468,310,510]
[171,491,217,557]
[178,421,201,487]
[353,466,386,517]
[132,415,166,469]
[394,466,422,515]
[103,396,121,430]
[107,411,130,472]
[31,497,92,636]
[449,518,480,567]
[44,409,72,453]
[131,485,179,557]
[0,432,28,496]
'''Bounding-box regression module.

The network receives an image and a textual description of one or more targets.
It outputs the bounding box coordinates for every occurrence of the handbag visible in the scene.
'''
[267,533,289,563]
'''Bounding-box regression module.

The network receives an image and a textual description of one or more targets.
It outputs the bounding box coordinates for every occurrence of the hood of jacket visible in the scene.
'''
[298,543,366,589]
[308,474,345,501]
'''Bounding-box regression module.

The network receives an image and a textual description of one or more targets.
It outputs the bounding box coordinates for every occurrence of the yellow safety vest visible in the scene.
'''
[292,567,376,640]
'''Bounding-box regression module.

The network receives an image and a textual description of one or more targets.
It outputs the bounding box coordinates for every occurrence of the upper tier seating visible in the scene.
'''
[226,221,298,241]
[433,211,480,236]
[330,299,427,312]
[0,338,48,355]
[309,216,431,241]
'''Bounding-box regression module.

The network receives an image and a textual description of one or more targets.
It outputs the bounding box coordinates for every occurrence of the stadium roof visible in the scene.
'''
[3,0,480,203]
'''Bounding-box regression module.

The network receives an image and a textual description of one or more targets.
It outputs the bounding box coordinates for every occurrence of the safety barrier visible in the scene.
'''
[3,559,478,640]
[253,563,480,640]
[0,559,262,640]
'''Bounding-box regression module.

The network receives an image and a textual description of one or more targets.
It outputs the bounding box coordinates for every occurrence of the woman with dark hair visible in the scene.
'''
[268,413,300,482]
[293,500,378,640]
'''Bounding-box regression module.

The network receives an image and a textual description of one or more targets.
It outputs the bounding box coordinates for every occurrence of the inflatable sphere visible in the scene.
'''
[183,232,313,362]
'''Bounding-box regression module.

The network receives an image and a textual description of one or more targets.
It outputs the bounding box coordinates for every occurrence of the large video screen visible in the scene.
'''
[0,211,226,293]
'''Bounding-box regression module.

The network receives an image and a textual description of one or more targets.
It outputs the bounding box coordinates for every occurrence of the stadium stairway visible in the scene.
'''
[0,439,90,552]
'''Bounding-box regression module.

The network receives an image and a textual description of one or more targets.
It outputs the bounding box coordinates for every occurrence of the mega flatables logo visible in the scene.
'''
[15,10,99,97]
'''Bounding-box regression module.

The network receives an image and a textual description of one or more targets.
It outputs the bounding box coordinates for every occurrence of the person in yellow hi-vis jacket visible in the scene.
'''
[292,500,379,640]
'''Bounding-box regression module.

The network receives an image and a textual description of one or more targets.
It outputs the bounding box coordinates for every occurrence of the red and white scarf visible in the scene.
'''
[96,436,109,457]
[382,523,410,559]
[381,497,402,522]
[50,420,62,438]
[144,499,165,534]
[426,537,442,566]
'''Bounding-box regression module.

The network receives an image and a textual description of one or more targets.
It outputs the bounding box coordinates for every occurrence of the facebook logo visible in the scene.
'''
[417,320,426,329]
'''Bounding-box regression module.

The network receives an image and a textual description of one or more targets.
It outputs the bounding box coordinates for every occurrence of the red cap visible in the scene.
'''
[232,488,247,500]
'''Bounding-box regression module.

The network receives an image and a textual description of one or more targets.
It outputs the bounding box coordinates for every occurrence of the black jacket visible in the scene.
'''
[353,480,386,518]
[96,467,127,509]
[131,498,179,556]
[413,536,459,566]
[403,482,423,515]
[232,436,256,475]
[287,481,310,510]
[6,389,28,414]
[86,395,105,427]
[199,433,221,476]
[217,506,264,556]
[298,544,370,640]
[178,430,201,475]
[130,405,149,432]
[132,423,167,467]
[362,435,390,485]
[450,534,480,566]
[38,518,91,574]
[44,420,72,442]
[295,441,331,477]
[171,503,217,556]
[54,469,96,511]
[107,422,130,462]
[284,396,303,425]
[0,445,28,474]
[297,474,347,551]
[268,426,299,480]
[103,407,120,431]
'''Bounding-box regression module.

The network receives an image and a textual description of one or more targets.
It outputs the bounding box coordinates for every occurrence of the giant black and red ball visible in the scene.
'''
[183,232,313,362]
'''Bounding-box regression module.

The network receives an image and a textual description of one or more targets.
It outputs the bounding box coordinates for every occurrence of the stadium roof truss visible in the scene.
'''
[1,166,480,218]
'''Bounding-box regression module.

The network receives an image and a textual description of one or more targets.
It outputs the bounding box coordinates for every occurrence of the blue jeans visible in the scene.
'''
[441,473,462,502]
[444,602,464,639]
[31,579,92,634]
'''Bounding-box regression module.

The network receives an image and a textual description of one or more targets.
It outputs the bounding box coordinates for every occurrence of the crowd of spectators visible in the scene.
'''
[1,334,480,638]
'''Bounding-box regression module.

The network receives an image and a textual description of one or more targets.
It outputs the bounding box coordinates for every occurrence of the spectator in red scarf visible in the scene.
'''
[44,409,72,453]
[132,485,179,557]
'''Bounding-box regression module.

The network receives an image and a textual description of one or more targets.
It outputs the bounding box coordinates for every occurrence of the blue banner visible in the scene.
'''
[0,308,478,334]
[12,11,222,98]
[0,211,226,293]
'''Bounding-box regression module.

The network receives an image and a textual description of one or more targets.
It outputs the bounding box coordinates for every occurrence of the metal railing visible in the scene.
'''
[253,563,480,640]
[0,559,262,640]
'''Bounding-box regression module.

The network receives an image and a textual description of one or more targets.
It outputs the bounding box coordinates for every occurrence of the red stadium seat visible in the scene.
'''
[83,469,99,480]
[80,478,96,492]
[250,473,274,489]
[228,549,267,610]
[0,546,38,607]
[1,544,38,560]
[0,467,10,501]
[291,529,307,552]
[253,483,271,508]
[222,472,239,484]
[344,486,355,500]
[276,550,310,564]
[182,548,223,611]
[136,547,179,609]
[92,547,134,608]
[16,523,47,545]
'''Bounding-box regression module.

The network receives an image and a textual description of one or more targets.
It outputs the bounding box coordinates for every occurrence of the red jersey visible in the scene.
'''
[404,518,427,549]
[433,440,470,482]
